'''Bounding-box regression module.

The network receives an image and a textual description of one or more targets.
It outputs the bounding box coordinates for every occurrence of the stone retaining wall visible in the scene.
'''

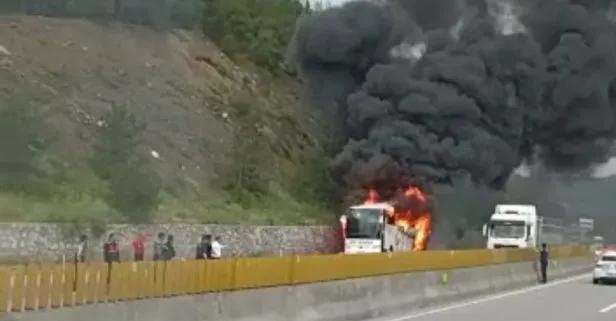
[0,223,339,263]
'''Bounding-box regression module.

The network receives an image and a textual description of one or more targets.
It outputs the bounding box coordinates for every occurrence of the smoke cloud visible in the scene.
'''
[289,0,616,245]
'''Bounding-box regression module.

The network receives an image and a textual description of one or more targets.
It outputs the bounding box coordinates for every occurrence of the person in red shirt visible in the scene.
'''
[132,234,145,261]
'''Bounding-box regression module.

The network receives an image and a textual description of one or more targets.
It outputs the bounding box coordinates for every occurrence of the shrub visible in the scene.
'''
[90,105,161,222]
[202,0,306,72]
[220,99,270,207]
[0,98,53,195]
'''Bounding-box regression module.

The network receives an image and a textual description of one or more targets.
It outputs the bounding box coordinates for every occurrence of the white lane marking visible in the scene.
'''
[380,273,590,321]
[599,302,616,313]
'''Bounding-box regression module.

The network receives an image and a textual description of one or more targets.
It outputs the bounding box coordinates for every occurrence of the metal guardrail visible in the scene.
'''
[0,245,589,313]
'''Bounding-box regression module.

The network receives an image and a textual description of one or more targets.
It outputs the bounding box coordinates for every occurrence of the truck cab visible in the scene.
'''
[341,203,414,254]
[483,204,538,249]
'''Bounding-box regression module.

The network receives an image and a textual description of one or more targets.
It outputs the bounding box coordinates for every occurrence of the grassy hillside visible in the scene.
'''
[0,0,336,229]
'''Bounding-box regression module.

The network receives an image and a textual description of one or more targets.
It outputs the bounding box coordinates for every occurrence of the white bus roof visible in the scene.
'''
[349,203,390,210]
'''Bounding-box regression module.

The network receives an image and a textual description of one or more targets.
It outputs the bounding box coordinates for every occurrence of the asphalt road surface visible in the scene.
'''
[370,274,616,321]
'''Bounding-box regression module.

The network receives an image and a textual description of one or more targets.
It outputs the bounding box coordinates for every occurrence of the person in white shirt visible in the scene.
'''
[211,236,223,259]
[75,234,87,263]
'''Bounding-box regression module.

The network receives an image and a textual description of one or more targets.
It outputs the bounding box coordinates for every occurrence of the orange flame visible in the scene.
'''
[365,189,379,204]
[412,214,431,251]
[363,187,432,251]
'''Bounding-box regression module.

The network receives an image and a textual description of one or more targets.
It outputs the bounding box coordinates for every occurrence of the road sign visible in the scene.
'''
[579,218,594,230]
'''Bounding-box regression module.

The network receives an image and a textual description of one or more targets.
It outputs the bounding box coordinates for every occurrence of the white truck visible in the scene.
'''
[482,204,541,249]
[339,203,414,254]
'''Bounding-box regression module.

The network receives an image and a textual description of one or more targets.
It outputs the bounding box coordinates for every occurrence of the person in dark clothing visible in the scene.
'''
[163,234,176,261]
[103,233,120,286]
[195,234,209,260]
[103,233,120,263]
[539,243,549,283]
[153,232,166,261]
[204,234,213,259]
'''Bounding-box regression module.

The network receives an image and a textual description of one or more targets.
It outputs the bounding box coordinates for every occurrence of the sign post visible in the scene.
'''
[578,218,594,244]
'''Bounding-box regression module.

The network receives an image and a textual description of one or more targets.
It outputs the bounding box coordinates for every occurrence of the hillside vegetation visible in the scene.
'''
[0,0,336,229]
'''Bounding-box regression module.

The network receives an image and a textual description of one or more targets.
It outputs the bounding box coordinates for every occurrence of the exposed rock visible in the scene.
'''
[0,45,10,56]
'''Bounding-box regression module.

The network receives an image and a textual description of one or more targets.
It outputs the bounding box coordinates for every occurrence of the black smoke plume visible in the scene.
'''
[288,0,616,245]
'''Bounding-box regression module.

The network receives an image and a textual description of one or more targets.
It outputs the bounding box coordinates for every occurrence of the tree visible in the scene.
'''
[90,105,161,222]
[289,143,339,209]
[105,162,162,222]
[90,105,138,179]
[0,99,52,194]
[202,0,306,72]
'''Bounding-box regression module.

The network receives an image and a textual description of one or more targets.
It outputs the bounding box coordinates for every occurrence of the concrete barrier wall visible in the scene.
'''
[5,254,592,321]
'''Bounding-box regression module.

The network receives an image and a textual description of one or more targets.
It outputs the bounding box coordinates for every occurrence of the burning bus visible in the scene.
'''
[339,187,432,254]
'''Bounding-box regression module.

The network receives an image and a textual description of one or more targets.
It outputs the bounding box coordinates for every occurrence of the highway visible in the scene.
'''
[372,274,616,321]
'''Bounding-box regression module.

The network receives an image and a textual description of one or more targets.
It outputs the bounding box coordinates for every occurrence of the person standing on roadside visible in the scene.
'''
[204,234,213,259]
[195,234,208,260]
[163,234,176,261]
[102,233,119,286]
[211,236,223,259]
[132,234,145,261]
[539,243,549,283]
[73,234,88,291]
[153,232,166,261]
[75,234,88,263]
[103,233,120,263]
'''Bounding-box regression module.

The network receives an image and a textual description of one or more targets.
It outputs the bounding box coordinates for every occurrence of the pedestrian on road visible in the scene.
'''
[539,243,549,283]
[132,234,145,261]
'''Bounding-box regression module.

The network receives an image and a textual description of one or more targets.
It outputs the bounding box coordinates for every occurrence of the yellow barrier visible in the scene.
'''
[0,245,588,312]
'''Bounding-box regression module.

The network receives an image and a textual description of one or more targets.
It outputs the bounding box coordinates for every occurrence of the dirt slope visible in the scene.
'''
[0,15,316,222]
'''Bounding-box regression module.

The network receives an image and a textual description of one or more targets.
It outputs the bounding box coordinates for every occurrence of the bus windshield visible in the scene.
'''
[346,208,382,239]
[489,220,526,239]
